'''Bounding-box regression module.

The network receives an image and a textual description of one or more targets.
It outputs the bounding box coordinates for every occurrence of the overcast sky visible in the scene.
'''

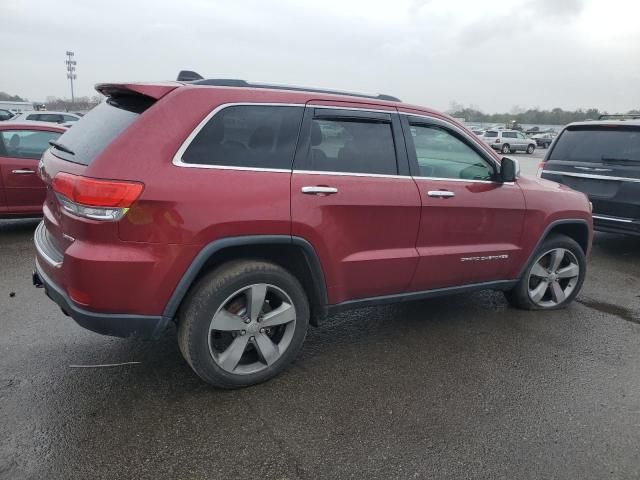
[2,0,639,112]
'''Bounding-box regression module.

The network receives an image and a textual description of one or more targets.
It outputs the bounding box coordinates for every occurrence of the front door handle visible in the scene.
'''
[301,186,338,195]
[427,190,455,198]
[12,169,36,175]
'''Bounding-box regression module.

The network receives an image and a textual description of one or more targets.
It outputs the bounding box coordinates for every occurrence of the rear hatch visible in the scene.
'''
[541,125,640,220]
[483,130,499,144]
[39,84,174,258]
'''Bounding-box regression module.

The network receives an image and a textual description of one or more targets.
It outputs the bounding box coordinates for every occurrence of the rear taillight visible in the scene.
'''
[536,161,545,178]
[52,172,143,221]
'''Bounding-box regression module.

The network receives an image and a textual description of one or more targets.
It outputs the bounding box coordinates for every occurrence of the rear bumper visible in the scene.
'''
[33,259,168,338]
[592,214,640,236]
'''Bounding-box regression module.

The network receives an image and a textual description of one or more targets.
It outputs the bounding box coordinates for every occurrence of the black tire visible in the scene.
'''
[178,260,309,388]
[505,234,586,310]
[501,144,511,154]
[526,144,535,154]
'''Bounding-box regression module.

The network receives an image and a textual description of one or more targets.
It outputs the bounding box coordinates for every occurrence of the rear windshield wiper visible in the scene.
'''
[49,140,75,155]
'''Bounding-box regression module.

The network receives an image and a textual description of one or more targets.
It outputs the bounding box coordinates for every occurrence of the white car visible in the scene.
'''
[9,111,81,125]
[482,129,536,154]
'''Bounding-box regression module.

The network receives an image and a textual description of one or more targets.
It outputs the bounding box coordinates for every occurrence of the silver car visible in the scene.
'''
[9,111,81,125]
[482,129,536,154]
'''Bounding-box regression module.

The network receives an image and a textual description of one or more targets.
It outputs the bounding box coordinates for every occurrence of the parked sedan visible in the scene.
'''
[0,122,66,218]
[532,133,556,148]
[10,111,81,124]
[0,109,14,121]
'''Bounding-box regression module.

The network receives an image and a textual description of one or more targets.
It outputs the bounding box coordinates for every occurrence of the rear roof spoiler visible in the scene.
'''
[95,82,179,100]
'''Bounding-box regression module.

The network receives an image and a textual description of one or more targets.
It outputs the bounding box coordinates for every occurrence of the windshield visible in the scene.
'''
[550,127,640,163]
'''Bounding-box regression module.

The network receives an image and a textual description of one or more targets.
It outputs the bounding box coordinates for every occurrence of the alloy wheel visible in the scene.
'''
[527,248,580,308]
[208,283,297,375]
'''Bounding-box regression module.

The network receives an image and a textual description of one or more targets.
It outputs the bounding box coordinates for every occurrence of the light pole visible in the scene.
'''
[65,51,77,104]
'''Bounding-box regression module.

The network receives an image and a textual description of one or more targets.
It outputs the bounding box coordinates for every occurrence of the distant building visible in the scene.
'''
[0,100,34,112]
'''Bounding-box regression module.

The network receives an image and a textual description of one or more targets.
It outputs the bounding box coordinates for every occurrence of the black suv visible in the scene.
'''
[540,115,640,235]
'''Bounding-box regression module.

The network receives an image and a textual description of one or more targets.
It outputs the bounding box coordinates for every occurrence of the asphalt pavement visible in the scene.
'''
[1,206,639,479]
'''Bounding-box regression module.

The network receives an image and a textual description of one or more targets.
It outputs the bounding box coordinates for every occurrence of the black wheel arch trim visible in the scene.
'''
[516,218,591,279]
[162,235,329,325]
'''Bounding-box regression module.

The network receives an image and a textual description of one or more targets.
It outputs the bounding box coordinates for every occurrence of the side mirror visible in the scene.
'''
[500,157,520,182]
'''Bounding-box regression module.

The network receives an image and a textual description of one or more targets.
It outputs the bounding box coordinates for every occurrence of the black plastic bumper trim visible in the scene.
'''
[34,260,166,339]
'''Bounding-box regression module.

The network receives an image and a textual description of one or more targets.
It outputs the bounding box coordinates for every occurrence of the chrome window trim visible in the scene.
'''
[172,102,305,169]
[293,169,409,179]
[592,214,635,223]
[413,175,512,185]
[542,170,640,183]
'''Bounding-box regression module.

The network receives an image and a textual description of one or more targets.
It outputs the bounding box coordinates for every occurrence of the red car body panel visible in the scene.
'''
[0,123,65,218]
[33,83,593,336]
[409,178,526,291]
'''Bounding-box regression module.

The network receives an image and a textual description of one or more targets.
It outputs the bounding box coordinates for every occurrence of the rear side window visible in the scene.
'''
[484,131,498,138]
[307,119,397,175]
[0,130,62,159]
[26,114,41,121]
[182,106,303,170]
[550,127,640,163]
[49,97,151,165]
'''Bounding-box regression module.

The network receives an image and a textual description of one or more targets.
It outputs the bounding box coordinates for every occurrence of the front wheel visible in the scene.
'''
[505,234,586,310]
[178,260,309,388]
[501,144,511,154]
[526,144,535,154]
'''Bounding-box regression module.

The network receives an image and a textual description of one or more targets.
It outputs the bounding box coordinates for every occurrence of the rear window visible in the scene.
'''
[550,127,640,163]
[49,96,152,165]
[484,131,498,138]
[181,105,303,170]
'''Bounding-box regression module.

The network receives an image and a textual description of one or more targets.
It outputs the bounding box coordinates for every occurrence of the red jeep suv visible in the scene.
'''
[33,72,593,388]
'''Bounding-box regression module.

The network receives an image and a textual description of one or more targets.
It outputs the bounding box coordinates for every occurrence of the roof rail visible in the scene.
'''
[598,113,640,120]
[176,71,401,102]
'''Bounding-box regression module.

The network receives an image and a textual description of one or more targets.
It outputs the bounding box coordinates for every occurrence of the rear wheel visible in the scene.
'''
[501,144,511,154]
[526,144,535,154]
[506,234,586,310]
[178,260,309,388]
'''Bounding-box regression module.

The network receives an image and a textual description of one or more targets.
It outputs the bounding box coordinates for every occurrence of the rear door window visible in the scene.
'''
[550,127,640,163]
[304,116,397,175]
[0,130,62,159]
[181,105,303,170]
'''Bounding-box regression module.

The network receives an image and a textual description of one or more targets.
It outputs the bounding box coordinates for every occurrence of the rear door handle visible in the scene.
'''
[12,169,36,174]
[427,190,455,198]
[301,186,338,195]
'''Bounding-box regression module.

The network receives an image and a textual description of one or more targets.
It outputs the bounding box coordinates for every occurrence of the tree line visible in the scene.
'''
[0,91,103,112]
[448,103,640,125]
